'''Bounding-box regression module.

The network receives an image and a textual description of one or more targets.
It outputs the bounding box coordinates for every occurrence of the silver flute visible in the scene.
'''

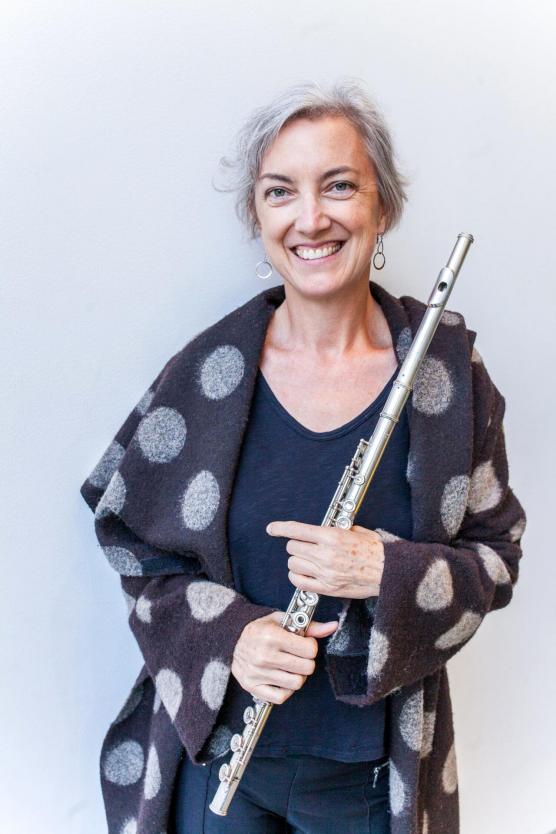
[209,233,474,816]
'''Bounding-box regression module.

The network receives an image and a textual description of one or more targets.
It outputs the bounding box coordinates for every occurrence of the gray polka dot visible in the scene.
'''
[181,470,220,531]
[376,528,401,543]
[155,668,183,721]
[442,742,458,793]
[395,327,413,363]
[389,760,406,815]
[114,682,144,724]
[468,460,502,514]
[95,470,126,520]
[471,346,483,364]
[367,628,389,679]
[200,345,245,400]
[207,724,233,757]
[120,820,137,834]
[435,611,482,650]
[413,356,454,416]
[103,546,143,576]
[509,517,526,543]
[441,310,462,326]
[421,710,436,758]
[144,743,161,800]
[103,740,144,785]
[136,406,187,463]
[327,621,351,655]
[200,659,229,711]
[186,581,237,622]
[153,690,161,714]
[416,559,453,611]
[121,588,136,616]
[136,387,155,416]
[399,689,424,751]
[135,594,152,624]
[440,475,470,537]
[88,440,125,489]
[475,543,511,585]
[406,450,416,484]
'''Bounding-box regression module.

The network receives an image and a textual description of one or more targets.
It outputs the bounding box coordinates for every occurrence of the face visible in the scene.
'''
[253,115,386,299]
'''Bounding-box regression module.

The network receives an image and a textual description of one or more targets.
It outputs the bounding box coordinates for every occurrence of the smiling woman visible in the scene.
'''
[81,78,526,834]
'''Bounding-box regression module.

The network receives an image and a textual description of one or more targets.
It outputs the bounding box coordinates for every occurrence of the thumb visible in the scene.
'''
[305,619,339,637]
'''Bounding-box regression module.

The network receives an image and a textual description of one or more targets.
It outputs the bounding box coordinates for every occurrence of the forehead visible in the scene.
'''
[260,115,373,175]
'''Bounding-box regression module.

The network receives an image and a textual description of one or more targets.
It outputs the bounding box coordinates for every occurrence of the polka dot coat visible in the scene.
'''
[80,280,527,834]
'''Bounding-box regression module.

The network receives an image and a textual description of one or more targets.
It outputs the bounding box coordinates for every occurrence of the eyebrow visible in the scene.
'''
[258,166,358,184]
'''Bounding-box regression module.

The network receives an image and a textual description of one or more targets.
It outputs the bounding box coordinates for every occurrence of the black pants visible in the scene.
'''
[170,752,391,833]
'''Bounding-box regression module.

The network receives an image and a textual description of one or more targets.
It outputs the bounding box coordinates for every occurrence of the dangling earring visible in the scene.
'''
[255,252,273,280]
[373,234,386,270]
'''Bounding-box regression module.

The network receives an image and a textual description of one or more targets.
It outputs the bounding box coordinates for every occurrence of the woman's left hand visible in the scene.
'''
[266,520,385,599]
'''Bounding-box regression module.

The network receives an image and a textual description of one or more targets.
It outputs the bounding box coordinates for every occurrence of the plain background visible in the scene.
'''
[2,2,554,832]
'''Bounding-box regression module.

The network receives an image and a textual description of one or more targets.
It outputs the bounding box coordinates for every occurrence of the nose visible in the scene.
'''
[294,193,332,237]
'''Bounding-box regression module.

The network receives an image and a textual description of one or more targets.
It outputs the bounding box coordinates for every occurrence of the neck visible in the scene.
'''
[266,276,392,362]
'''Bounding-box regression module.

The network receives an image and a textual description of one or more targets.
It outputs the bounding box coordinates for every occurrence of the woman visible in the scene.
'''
[80,79,526,834]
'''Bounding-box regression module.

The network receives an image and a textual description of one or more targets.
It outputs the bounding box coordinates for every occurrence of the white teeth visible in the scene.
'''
[294,242,342,260]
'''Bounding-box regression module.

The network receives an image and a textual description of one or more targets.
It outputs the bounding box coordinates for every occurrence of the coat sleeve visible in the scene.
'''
[325,348,527,706]
[79,360,278,763]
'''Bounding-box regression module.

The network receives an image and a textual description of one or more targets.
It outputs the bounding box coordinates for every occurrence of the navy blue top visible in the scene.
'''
[227,366,412,761]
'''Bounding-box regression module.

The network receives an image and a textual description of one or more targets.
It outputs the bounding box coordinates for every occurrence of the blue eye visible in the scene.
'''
[330,181,355,193]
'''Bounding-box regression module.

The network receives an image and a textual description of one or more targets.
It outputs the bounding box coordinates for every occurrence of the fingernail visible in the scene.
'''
[266,523,274,534]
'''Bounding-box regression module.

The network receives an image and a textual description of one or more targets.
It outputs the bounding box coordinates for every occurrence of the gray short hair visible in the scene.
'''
[213,77,409,241]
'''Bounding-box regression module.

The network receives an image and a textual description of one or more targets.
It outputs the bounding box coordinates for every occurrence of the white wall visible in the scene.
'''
[2,1,554,832]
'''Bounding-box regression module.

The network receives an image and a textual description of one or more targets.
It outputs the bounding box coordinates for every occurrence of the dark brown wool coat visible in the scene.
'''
[80,279,526,834]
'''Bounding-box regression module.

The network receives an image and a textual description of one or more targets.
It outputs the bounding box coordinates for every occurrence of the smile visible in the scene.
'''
[291,241,345,262]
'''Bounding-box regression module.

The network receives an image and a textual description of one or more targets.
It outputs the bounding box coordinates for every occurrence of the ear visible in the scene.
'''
[377,203,387,236]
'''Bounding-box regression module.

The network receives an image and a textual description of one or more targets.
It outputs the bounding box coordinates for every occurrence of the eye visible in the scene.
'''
[329,181,355,194]
[265,187,289,200]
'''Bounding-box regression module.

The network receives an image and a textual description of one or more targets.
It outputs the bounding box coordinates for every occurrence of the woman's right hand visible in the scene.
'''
[231,610,339,704]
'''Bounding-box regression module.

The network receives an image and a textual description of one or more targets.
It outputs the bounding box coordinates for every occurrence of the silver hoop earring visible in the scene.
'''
[373,234,386,270]
[255,253,273,280]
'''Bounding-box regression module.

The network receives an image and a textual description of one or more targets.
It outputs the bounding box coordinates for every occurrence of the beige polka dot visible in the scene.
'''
[120,819,138,834]
[95,470,126,520]
[103,740,144,785]
[135,594,152,623]
[376,528,401,543]
[475,543,511,585]
[421,710,436,757]
[153,690,161,714]
[200,659,230,711]
[471,346,483,364]
[390,760,406,815]
[121,588,136,616]
[181,470,220,531]
[144,744,161,800]
[186,581,237,622]
[422,809,429,834]
[136,387,155,416]
[435,611,482,650]
[103,546,142,576]
[441,310,462,326]
[199,345,245,400]
[416,559,454,611]
[137,406,187,463]
[468,460,503,513]
[207,724,234,756]
[367,628,389,679]
[509,517,526,543]
[440,475,470,537]
[155,668,183,721]
[88,440,125,489]
[395,327,413,363]
[442,742,458,793]
[399,689,424,751]
[413,356,454,416]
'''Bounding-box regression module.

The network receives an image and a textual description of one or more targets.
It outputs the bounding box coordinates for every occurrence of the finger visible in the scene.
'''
[287,555,319,577]
[275,651,316,676]
[288,571,329,595]
[266,520,326,543]
[252,683,294,705]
